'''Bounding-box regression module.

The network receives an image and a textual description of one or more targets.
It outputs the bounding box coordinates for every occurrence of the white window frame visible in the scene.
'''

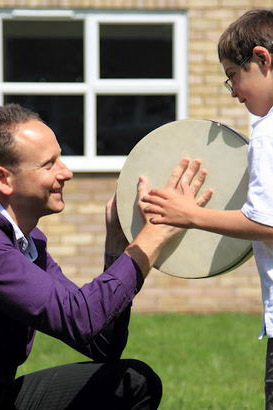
[0,10,187,172]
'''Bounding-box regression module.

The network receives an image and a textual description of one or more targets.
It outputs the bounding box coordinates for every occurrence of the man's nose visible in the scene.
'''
[56,159,73,181]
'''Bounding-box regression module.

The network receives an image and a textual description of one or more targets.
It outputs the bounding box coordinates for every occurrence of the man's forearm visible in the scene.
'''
[125,224,179,278]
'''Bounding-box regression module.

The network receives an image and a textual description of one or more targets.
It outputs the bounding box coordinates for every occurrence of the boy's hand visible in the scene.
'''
[141,158,213,228]
[137,175,182,238]
[125,157,213,277]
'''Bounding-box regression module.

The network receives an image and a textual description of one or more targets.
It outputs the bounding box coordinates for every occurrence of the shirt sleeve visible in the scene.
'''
[241,134,273,227]
[0,232,143,360]
[88,304,131,362]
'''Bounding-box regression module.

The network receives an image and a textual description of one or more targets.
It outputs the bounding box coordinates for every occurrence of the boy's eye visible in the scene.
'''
[228,72,235,80]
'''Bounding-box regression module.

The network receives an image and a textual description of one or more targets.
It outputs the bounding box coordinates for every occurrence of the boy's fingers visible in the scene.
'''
[143,205,164,215]
[149,216,165,224]
[142,195,165,207]
[143,189,168,201]
[196,188,214,207]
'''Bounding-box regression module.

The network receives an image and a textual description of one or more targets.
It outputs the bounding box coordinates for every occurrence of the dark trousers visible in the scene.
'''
[265,338,273,410]
[2,359,162,410]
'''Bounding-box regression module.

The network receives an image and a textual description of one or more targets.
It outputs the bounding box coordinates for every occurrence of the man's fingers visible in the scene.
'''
[190,168,208,197]
[180,159,202,186]
[151,157,203,194]
[137,176,150,199]
[165,157,190,190]
[105,194,116,219]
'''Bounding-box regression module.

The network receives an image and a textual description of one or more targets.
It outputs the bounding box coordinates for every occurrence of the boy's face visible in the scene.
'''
[222,55,273,117]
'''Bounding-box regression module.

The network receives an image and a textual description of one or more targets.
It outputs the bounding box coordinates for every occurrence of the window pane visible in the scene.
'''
[100,24,173,79]
[97,95,175,155]
[4,21,83,82]
[4,95,84,155]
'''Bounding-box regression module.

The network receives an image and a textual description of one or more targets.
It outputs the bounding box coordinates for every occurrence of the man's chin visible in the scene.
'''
[43,202,65,216]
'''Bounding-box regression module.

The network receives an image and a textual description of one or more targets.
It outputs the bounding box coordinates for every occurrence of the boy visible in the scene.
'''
[141,8,273,409]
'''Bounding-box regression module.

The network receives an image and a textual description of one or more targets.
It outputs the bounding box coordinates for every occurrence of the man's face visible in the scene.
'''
[9,120,73,224]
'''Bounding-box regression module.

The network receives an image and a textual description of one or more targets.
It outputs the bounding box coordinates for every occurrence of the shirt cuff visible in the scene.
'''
[105,253,144,295]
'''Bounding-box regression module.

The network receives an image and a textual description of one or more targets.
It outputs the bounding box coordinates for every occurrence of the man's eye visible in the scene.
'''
[43,161,54,169]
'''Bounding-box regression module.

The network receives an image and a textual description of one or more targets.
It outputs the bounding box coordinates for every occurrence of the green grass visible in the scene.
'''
[17,313,265,409]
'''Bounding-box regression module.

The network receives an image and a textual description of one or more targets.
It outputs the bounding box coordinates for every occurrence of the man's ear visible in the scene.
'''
[0,166,13,196]
[253,46,272,69]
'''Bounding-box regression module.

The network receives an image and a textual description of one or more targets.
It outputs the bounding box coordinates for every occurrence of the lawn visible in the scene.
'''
[17,313,265,409]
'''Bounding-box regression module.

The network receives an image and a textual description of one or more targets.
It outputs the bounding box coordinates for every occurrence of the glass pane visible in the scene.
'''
[100,24,173,78]
[4,95,84,156]
[4,21,83,82]
[97,95,175,155]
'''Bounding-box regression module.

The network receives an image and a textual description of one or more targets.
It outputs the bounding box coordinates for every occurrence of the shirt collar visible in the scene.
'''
[0,203,24,241]
[251,106,273,133]
[0,202,38,261]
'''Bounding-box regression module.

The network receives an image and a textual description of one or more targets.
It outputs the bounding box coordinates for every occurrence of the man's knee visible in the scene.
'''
[116,359,162,409]
[126,359,162,390]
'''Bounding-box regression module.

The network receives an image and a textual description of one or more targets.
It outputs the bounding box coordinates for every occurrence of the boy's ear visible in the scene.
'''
[253,46,272,68]
[0,166,14,196]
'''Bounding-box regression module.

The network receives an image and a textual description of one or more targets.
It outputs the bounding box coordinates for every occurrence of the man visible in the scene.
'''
[0,103,212,409]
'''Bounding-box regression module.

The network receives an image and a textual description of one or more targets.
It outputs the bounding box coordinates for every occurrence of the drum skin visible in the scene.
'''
[117,119,252,279]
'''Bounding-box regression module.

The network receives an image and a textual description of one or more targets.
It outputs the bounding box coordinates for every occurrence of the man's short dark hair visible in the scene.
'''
[218,9,273,65]
[0,104,41,170]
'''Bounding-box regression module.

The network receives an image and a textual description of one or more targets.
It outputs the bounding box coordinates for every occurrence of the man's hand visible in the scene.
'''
[125,158,213,277]
[141,158,213,228]
[104,194,129,268]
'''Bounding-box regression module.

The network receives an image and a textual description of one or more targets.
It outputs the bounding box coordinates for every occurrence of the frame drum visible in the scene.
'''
[117,119,252,279]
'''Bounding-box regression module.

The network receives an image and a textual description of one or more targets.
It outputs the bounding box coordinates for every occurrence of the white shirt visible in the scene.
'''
[0,203,38,262]
[241,106,273,339]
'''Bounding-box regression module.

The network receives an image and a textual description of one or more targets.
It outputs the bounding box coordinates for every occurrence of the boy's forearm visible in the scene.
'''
[191,208,273,241]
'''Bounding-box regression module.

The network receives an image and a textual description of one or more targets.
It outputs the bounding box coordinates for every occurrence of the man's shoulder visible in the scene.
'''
[31,227,47,241]
[31,227,48,253]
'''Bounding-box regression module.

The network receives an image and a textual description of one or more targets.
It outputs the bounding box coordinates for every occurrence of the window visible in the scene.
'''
[0,10,187,171]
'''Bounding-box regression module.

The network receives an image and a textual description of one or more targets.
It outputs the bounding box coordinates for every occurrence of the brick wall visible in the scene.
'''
[38,173,262,314]
[4,0,273,313]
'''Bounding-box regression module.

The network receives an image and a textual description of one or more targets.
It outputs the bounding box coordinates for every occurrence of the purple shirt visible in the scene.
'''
[0,214,143,387]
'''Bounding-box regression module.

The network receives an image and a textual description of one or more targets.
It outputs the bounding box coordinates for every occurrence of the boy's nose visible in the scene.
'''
[231,87,237,98]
